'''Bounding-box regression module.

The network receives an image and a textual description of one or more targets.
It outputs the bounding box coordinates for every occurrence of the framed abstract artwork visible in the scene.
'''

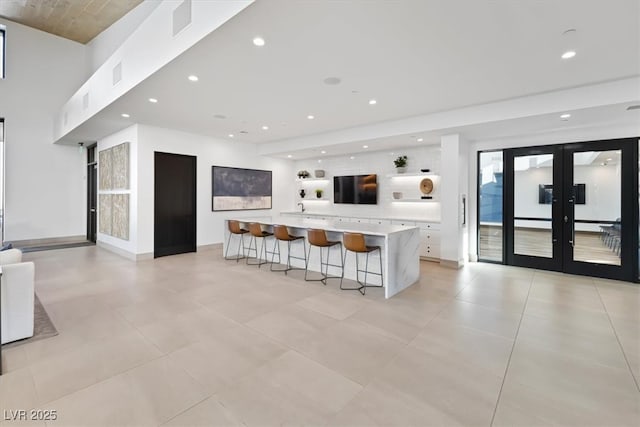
[212,166,272,211]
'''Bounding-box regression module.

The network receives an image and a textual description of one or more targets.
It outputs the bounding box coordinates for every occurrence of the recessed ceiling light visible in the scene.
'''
[368,99,377,105]
[561,50,576,59]
[121,113,130,118]
[323,77,341,85]
[262,125,269,130]
[350,156,355,160]
[307,115,315,120]
[417,138,424,142]
[606,158,613,161]
[148,98,158,103]
[287,154,292,158]
[560,113,571,120]
[627,105,640,111]
[363,145,369,148]
[321,150,326,154]
[253,37,265,46]
[318,159,322,163]
[228,134,234,138]
[188,75,198,82]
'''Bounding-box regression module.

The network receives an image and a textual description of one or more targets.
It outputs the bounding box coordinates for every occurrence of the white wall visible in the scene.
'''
[85,0,161,75]
[292,145,441,221]
[0,19,88,242]
[96,125,138,255]
[135,125,294,256]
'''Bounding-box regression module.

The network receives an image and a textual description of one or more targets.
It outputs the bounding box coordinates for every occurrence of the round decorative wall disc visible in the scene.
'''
[420,178,434,195]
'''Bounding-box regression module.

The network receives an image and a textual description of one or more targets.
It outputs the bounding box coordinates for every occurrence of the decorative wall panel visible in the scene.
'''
[111,194,130,240]
[112,143,129,189]
[98,142,131,241]
[99,149,113,190]
[98,194,112,235]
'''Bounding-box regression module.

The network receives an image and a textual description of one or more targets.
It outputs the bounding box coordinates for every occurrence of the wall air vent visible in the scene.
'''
[112,62,122,86]
[172,0,192,37]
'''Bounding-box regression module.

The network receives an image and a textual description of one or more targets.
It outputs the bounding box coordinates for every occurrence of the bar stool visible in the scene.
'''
[305,229,344,285]
[341,232,383,295]
[270,225,307,274]
[246,223,275,268]
[224,220,249,262]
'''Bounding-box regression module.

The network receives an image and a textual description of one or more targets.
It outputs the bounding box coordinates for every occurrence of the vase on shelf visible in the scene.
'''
[396,167,407,174]
[392,192,403,200]
[299,189,306,198]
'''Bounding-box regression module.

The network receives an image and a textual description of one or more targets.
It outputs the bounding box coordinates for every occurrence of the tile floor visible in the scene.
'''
[1,246,638,426]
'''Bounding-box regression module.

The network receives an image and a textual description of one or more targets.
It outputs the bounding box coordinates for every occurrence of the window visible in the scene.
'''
[478,151,504,262]
[0,28,4,78]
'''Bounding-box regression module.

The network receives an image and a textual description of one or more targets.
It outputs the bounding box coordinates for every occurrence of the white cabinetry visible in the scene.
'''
[416,222,440,259]
[280,213,440,260]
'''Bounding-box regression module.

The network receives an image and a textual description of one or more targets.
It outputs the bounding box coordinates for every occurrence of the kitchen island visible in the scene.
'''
[223,216,420,298]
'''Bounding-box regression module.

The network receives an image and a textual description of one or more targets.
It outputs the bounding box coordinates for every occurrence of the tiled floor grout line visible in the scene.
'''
[489,272,535,426]
[594,283,640,393]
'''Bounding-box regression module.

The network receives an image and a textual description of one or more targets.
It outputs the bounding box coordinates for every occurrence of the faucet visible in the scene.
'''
[297,202,305,213]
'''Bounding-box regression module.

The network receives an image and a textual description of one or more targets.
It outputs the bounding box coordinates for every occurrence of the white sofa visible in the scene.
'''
[0,249,34,344]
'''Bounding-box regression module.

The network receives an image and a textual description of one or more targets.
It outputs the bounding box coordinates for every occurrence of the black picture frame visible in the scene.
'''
[211,166,272,211]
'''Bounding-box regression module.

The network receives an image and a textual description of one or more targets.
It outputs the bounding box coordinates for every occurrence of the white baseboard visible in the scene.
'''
[96,241,145,261]
[10,235,87,246]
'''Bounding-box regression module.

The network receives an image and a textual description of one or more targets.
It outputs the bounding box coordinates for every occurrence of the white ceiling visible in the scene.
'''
[68,0,640,148]
[272,102,640,160]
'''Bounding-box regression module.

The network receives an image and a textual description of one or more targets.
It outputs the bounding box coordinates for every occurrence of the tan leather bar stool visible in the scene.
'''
[224,220,249,262]
[305,229,344,285]
[270,225,307,274]
[246,223,275,268]
[341,232,383,295]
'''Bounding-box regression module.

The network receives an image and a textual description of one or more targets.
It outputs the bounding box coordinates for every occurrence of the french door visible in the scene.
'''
[504,138,638,282]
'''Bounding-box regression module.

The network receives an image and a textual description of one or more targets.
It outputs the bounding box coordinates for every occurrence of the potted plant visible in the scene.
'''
[315,189,323,199]
[394,155,408,173]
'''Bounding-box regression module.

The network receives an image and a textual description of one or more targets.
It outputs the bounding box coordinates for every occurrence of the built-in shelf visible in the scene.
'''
[391,198,438,203]
[298,198,330,201]
[386,172,439,178]
[296,178,330,182]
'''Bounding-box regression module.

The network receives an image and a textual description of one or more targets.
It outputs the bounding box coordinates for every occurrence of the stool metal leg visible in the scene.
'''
[341,248,384,295]
[271,239,307,274]
[306,243,343,285]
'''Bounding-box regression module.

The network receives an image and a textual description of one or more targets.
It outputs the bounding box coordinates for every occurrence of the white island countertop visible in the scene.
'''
[225,216,421,298]
[234,215,418,237]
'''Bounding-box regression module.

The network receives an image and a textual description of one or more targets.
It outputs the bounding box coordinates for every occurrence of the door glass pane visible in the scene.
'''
[513,153,553,258]
[573,150,621,265]
[479,151,503,261]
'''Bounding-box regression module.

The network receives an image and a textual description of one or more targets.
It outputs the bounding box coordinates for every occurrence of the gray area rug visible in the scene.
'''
[2,294,58,349]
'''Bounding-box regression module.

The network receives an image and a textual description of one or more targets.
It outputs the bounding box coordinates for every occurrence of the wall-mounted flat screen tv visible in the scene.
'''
[538,183,585,204]
[334,174,378,204]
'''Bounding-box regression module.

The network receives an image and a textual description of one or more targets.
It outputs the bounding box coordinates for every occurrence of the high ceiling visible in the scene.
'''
[61,0,640,147]
[0,0,143,44]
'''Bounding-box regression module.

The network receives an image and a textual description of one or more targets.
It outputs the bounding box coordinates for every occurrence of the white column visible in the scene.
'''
[440,134,469,268]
